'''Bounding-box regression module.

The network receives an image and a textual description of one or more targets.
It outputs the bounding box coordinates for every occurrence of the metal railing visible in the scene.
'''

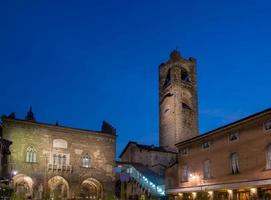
[125,166,165,197]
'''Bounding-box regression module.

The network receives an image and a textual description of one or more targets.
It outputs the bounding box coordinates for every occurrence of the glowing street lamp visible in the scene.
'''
[12,170,17,176]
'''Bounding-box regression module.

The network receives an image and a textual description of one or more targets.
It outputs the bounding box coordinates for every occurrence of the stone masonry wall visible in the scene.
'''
[2,118,116,199]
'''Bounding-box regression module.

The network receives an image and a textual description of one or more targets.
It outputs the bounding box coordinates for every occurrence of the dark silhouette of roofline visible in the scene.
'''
[176,107,271,147]
[1,117,117,138]
[119,141,177,158]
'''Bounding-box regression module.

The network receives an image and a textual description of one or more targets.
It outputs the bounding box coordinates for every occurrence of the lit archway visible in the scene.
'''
[80,178,103,200]
[13,174,34,199]
[48,176,70,199]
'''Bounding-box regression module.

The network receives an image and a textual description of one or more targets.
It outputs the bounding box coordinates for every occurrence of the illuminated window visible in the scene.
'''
[58,154,62,166]
[53,154,57,165]
[82,154,91,168]
[264,121,271,132]
[26,147,37,163]
[52,154,67,166]
[181,165,189,182]
[230,153,240,174]
[203,160,211,179]
[229,132,239,142]
[62,155,66,166]
[266,145,271,169]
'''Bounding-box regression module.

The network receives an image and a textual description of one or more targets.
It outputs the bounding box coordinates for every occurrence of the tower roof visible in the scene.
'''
[169,49,182,61]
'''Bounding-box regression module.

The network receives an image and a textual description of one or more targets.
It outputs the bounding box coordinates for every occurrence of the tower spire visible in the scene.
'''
[25,106,36,121]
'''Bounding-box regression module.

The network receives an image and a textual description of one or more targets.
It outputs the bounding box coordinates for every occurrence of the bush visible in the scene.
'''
[104,194,116,200]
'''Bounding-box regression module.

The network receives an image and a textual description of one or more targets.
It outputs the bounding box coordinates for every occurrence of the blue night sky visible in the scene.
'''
[1,0,271,157]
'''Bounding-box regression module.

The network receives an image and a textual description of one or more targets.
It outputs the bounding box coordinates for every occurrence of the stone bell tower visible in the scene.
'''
[159,50,199,151]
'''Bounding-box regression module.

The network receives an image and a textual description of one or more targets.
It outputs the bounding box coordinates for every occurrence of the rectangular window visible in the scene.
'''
[264,121,271,132]
[180,148,188,156]
[229,132,239,142]
[230,153,240,174]
[53,154,57,165]
[181,165,189,182]
[202,141,210,149]
[51,153,69,166]
[266,145,271,169]
[203,160,211,179]
[82,155,91,168]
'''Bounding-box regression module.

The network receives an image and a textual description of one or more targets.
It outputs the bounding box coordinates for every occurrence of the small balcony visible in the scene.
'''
[47,163,72,172]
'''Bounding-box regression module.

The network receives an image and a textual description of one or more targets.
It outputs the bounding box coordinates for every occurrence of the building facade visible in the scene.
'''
[166,109,271,200]
[117,142,176,200]
[1,111,116,200]
[120,142,177,176]
[116,50,198,200]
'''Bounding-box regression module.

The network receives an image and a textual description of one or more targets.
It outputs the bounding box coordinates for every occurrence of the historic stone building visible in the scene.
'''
[1,109,116,200]
[166,108,271,200]
[120,141,177,176]
[116,142,176,200]
[2,49,270,200]
[117,50,198,200]
[119,50,271,200]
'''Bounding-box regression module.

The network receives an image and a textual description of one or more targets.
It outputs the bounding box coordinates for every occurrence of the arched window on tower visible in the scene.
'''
[82,154,91,168]
[26,146,37,163]
[181,68,191,83]
[163,69,171,88]
[182,102,192,111]
[266,145,271,169]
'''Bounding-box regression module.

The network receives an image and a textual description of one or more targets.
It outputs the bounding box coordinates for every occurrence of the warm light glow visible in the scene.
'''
[227,190,233,194]
[12,170,17,176]
[208,191,213,196]
[178,193,183,197]
[192,192,197,198]
[250,188,257,194]
[189,173,197,179]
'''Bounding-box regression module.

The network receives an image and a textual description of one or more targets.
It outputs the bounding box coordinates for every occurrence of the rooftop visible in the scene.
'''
[119,141,177,158]
[176,107,271,147]
[1,114,116,138]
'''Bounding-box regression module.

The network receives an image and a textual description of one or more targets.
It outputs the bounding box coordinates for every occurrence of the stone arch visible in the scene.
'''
[181,67,191,82]
[48,176,70,199]
[13,174,34,198]
[80,178,103,200]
